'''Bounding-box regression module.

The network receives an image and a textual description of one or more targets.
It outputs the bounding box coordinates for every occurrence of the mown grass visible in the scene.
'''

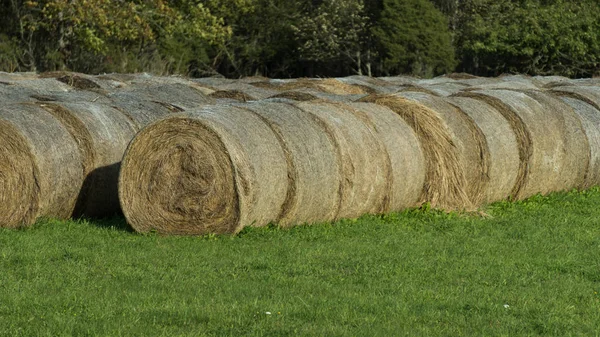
[1,188,600,336]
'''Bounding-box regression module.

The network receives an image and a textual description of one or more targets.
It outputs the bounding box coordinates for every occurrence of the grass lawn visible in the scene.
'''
[1,188,600,336]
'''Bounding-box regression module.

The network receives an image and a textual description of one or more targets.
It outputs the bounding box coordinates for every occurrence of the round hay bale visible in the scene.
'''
[0,103,84,227]
[445,73,480,80]
[237,101,341,226]
[395,92,489,206]
[335,76,397,94]
[193,79,277,99]
[455,89,589,199]
[397,84,440,96]
[119,104,289,235]
[446,96,520,203]
[344,102,426,210]
[550,85,600,110]
[533,75,571,88]
[35,101,138,218]
[551,93,600,188]
[359,94,473,210]
[290,101,391,219]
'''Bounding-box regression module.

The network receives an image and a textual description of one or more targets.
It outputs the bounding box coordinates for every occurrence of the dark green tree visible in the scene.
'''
[455,0,600,77]
[371,0,457,77]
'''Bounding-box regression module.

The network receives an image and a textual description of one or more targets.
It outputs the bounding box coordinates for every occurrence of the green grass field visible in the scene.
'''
[1,188,600,336]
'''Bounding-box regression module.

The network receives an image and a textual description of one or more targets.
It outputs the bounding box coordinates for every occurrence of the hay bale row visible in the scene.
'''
[119,100,425,235]
[2,72,600,234]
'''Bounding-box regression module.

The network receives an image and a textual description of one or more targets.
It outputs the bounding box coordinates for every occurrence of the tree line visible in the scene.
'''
[1,0,599,78]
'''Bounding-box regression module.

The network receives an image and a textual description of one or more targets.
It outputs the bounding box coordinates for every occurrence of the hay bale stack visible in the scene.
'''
[120,99,427,234]
[270,90,367,102]
[455,89,589,199]
[118,104,291,235]
[0,103,83,227]
[446,96,520,203]
[378,76,418,86]
[359,94,473,210]
[394,92,489,205]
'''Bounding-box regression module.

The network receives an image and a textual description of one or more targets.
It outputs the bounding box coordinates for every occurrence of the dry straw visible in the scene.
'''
[238,101,341,227]
[0,103,84,227]
[551,86,600,188]
[36,101,138,218]
[251,78,368,95]
[395,92,489,206]
[359,93,473,210]
[455,89,589,199]
[344,102,425,210]
[119,104,290,235]
[447,96,520,203]
[291,101,392,219]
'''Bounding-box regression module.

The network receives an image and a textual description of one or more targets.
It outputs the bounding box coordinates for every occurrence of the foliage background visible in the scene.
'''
[0,0,598,78]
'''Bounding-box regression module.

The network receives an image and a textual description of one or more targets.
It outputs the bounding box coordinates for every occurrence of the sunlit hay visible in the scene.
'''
[397,84,440,96]
[455,89,589,199]
[359,94,473,211]
[108,83,215,128]
[0,103,84,227]
[291,101,391,219]
[394,92,490,206]
[550,87,600,189]
[555,96,600,189]
[447,96,520,203]
[338,101,426,211]
[238,101,341,226]
[119,105,289,235]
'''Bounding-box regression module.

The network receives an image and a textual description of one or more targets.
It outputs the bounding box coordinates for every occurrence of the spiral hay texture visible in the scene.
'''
[119,104,290,235]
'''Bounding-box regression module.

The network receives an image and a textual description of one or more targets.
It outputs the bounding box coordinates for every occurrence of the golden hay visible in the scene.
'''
[119,104,290,235]
[0,103,84,227]
[395,92,489,206]
[455,89,589,199]
[359,94,473,210]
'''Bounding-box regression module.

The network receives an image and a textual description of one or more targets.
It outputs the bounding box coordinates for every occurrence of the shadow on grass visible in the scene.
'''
[80,215,135,232]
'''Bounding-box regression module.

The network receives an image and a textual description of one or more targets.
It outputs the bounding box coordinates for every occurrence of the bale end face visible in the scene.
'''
[119,117,241,235]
